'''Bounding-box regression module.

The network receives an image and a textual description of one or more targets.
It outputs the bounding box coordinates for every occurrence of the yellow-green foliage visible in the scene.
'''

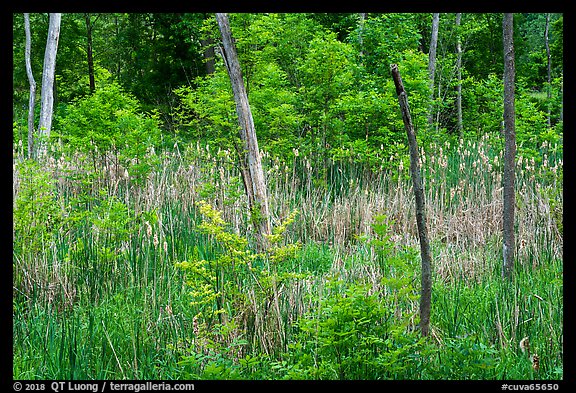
[176,201,302,326]
[266,209,301,264]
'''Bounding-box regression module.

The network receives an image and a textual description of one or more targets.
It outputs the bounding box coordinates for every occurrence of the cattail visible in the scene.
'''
[193,316,199,336]
[520,336,530,355]
[145,221,152,238]
[531,354,540,372]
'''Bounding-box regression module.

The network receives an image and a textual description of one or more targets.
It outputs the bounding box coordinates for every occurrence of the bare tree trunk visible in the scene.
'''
[391,64,433,337]
[358,13,366,59]
[37,13,62,159]
[215,13,271,251]
[559,77,563,123]
[114,15,121,80]
[502,13,516,279]
[200,38,216,75]
[427,13,440,130]
[216,13,282,348]
[455,13,463,136]
[85,13,96,93]
[24,13,36,159]
[200,33,216,75]
[545,13,551,128]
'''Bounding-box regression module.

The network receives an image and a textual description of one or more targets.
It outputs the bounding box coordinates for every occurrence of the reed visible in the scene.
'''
[13,135,562,379]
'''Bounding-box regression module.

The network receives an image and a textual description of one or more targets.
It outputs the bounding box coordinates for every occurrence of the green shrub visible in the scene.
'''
[13,159,64,307]
[175,201,303,362]
[282,277,425,380]
[55,82,162,184]
[13,159,63,255]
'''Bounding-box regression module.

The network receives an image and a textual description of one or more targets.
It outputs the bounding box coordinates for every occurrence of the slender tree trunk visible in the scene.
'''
[85,13,96,93]
[24,13,36,159]
[114,15,121,80]
[545,13,551,128]
[427,13,440,130]
[455,13,463,136]
[215,13,271,251]
[502,13,516,279]
[358,13,366,59]
[37,13,62,159]
[200,32,216,75]
[391,64,433,337]
[559,77,563,123]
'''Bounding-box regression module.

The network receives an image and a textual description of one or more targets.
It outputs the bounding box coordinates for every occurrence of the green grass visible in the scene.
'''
[13,137,563,380]
[431,258,563,379]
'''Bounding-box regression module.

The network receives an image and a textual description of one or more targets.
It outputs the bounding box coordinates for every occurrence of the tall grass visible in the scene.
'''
[13,135,562,379]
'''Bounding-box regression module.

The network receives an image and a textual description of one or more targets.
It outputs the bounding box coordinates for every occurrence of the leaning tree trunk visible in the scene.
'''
[216,14,284,348]
[502,13,516,279]
[37,13,62,159]
[391,64,433,337]
[24,13,36,159]
[215,13,272,251]
[427,13,440,130]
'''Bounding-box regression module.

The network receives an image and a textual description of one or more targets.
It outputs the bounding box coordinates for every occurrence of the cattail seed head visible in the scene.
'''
[193,316,199,336]
[145,221,152,238]
[520,336,530,355]
[531,353,540,372]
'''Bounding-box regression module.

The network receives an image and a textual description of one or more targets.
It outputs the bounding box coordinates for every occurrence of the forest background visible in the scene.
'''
[12,13,563,381]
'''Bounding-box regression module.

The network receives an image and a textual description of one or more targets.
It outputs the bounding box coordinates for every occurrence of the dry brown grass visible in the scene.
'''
[13,136,562,292]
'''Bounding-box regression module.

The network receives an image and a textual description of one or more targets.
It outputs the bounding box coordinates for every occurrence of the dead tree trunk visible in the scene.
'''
[502,13,516,279]
[390,64,433,337]
[37,13,62,159]
[24,13,36,159]
[215,13,271,251]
